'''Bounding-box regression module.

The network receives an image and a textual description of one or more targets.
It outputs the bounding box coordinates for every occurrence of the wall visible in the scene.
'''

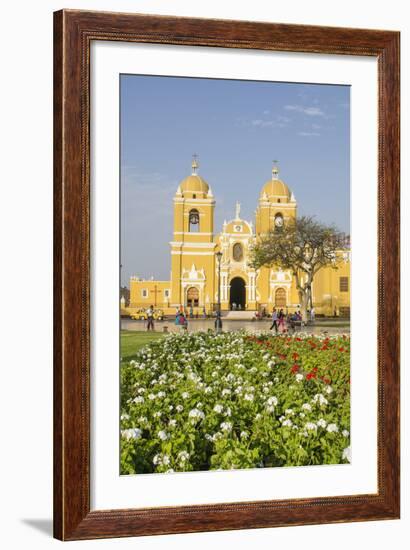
[0,1,407,549]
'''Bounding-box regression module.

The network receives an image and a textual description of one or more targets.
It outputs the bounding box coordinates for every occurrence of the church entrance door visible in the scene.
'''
[229,277,246,310]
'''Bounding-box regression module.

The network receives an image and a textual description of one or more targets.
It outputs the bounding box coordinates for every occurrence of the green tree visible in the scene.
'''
[250,216,348,321]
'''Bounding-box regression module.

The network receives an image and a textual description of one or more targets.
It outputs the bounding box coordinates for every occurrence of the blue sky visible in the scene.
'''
[121,75,350,285]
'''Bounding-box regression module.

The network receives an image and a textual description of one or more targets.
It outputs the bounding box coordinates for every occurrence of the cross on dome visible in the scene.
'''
[235,201,241,220]
[191,153,199,175]
[272,159,279,180]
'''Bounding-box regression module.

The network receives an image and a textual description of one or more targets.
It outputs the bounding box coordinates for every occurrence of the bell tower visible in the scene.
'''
[255,161,297,235]
[170,156,216,308]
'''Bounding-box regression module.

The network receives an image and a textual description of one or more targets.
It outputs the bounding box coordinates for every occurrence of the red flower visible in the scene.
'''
[291,364,299,374]
[292,352,299,361]
[322,376,331,384]
[306,372,317,380]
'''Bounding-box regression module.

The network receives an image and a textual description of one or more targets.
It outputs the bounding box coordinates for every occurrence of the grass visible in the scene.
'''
[121,330,165,362]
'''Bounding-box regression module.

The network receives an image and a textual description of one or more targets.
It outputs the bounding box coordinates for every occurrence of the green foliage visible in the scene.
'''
[250,215,346,273]
[120,331,351,474]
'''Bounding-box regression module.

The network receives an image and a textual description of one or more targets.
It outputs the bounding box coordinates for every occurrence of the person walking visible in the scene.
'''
[270,308,278,334]
[278,308,287,333]
[146,305,155,331]
[175,310,188,331]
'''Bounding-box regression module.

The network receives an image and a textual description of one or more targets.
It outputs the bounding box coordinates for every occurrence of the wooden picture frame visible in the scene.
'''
[53,9,400,540]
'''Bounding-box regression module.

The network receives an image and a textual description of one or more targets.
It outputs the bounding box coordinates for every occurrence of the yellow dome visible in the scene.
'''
[180,174,209,194]
[260,179,291,200]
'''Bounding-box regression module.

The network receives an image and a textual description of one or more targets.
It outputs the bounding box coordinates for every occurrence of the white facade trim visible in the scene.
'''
[170,242,216,249]
[171,251,215,256]
[173,232,213,236]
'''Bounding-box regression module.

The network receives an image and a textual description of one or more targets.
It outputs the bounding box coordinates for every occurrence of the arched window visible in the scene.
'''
[232,242,244,262]
[275,287,286,307]
[187,287,199,307]
[189,209,200,232]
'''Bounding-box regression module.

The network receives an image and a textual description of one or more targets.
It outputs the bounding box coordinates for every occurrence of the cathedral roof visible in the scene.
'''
[178,155,210,197]
[179,174,209,194]
[259,164,293,202]
[260,178,291,200]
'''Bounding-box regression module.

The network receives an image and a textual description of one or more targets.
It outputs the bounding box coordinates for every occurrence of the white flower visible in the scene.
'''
[153,454,161,465]
[224,407,232,417]
[162,454,170,465]
[138,416,147,423]
[244,393,254,402]
[148,393,156,401]
[305,422,317,431]
[326,423,338,433]
[133,396,145,404]
[121,428,142,440]
[176,405,184,412]
[213,404,223,413]
[285,409,294,415]
[295,374,304,382]
[220,421,232,432]
[240,431,248,439]
[282,419,293,427]
[120,413,130,421]
[317,419,327,428]
[342,446,352,463]
[302,403,312,412]
[222,389,231,396]
[157,391,166,398]
[266,396,278,406]
[342,429,350,437]
[274,377,279,383]
[168,419,177,427]
[299,412,306,418]
[188,408,205,422]
[182,391,189,399]
[255,413,262,420]
[158,430,169,441]
[153,411,162,418]
[165,468,175,473]
[178,451,190,463]
[325,385,333,394]
[313,393,328,406]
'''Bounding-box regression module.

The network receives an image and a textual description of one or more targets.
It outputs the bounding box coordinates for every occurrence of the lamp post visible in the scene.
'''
[215,251,223,333]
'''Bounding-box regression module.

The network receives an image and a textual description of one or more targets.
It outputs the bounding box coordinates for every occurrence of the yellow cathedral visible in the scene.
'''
[127,158,350,318]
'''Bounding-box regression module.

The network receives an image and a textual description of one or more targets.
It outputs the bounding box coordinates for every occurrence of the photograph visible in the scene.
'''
[119,75,352,475]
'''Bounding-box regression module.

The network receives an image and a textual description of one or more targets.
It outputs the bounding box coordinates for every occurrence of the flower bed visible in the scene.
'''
[120,331,350,474]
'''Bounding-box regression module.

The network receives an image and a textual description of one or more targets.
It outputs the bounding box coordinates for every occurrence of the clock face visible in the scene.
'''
[275,215,284,227]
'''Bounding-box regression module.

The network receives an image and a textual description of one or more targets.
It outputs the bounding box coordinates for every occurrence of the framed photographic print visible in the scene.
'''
[54,9,400,540]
